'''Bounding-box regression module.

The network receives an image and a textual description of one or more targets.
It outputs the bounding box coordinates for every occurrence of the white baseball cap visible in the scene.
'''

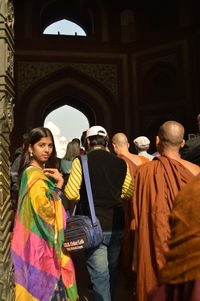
[86,126,107,138]
[134,136,150,147]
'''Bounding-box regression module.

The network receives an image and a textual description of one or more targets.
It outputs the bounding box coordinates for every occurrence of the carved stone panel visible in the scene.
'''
[6,43,14,76]
[0,0,15,300]
[0,0,15,33]
[0,129,15,301]
[0,93,14,132]
[17,61,118,98]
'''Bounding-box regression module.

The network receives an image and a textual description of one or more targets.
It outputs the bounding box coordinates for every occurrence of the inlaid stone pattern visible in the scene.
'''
[17,61,118,97]
[0,118,14,301]
[0,1,15,300]
[5,0,14,32]
[0,95,15,301]
[6,44,14,77]
[0,93,14,132]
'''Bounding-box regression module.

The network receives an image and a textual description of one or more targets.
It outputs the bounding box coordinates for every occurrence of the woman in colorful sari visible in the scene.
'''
[11,127,79,301]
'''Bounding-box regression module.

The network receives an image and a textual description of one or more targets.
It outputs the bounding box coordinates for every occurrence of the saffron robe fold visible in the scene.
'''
[118,155,137,268]
[160,172,200,284]
[139,155,149,164]
[148,172,200,301]
[11,166,78,301]
[133,156,193,301]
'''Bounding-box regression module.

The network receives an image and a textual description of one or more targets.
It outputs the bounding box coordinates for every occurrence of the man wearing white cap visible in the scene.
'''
[133,136,154,161]
[65,125,134,301]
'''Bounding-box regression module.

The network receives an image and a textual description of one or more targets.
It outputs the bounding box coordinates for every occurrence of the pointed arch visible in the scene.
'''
[14,66,115,142]
[43,19,87,36]
[40,0,93,35]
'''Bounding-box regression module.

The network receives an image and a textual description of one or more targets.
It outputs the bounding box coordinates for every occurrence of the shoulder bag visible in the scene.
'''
[62,154,103,253]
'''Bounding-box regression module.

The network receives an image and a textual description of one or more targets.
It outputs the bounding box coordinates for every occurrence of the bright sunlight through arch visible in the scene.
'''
[43,19,87,36]
[44,105,89,158]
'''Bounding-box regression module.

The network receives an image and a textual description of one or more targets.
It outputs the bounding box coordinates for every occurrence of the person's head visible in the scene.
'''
[71,138,80,154]
[72,138,80,146]
[134,136,150,153]
[20,127,57,172]
[86,125,109,149]
[156,121,185,154]
[81,130,87,148]
[112,133,129,155]
[64,140,80,161]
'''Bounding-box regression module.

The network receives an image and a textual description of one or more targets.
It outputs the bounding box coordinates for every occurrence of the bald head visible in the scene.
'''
[158,121,185,147]
[112,133,129,145]
[112,133,130,156]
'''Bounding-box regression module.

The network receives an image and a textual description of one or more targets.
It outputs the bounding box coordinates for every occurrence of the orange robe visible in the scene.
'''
[118,154,137,181]
[139,155,149,164]
[133,156,194,301]
[149,172,200,301]
[160,172,200,284]
[118,154,137,268]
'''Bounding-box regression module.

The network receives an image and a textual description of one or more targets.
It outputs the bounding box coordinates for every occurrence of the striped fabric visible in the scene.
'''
[11,166,78,301]
[65,157,134,201]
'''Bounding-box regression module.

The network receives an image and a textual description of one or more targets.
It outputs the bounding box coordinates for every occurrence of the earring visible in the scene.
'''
[30,151,33,158]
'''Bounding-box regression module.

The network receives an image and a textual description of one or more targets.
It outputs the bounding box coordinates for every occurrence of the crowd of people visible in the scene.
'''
[9,117,200,301]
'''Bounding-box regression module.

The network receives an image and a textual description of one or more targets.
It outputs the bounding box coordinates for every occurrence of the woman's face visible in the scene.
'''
[29,136,54,166]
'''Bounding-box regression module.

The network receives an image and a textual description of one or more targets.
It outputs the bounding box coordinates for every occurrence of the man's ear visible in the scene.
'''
[112,143,116,152]
[156,136,160,146]
[180,139,185,148]
[86,138,90,146]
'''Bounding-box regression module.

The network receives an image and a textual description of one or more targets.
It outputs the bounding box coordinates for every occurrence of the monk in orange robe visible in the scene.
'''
[133,121,200,301]
[112,133,138,269]
[112,132,149,167]
[148,172,200,301]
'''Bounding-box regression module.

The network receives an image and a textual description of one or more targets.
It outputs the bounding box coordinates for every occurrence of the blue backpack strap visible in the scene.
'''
[80,154,97,226]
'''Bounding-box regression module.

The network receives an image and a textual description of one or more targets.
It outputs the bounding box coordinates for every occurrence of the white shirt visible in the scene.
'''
[138,151,154,161]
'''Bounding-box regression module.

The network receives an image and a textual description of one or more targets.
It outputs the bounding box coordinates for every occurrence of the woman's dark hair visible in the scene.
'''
[87,135,108,147]
[72,138,80,146]
[81,130,89,151]
[19,127,58,178]
[64,140,80,161]
[81,130,87,145]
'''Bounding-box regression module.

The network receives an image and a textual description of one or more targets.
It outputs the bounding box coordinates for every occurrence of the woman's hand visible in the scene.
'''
[43,168,64,189]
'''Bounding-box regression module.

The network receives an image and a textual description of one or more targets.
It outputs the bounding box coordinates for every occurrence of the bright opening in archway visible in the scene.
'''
[43,19,87,36]
[44,105,89,158]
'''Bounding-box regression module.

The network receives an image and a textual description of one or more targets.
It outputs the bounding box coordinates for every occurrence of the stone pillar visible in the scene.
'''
[0,1,15,300]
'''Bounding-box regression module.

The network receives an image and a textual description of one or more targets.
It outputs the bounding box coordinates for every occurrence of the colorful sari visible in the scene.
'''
[11,166,78,301]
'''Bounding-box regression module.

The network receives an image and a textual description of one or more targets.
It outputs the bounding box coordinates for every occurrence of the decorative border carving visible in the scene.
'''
[5,0,14,32]
[6,44,14,76]
[0,2,15,299]
[0,93,14,132]
[17,61,118,97]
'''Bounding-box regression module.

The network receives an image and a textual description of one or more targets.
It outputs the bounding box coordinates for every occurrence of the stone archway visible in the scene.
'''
[13,66,115,148]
